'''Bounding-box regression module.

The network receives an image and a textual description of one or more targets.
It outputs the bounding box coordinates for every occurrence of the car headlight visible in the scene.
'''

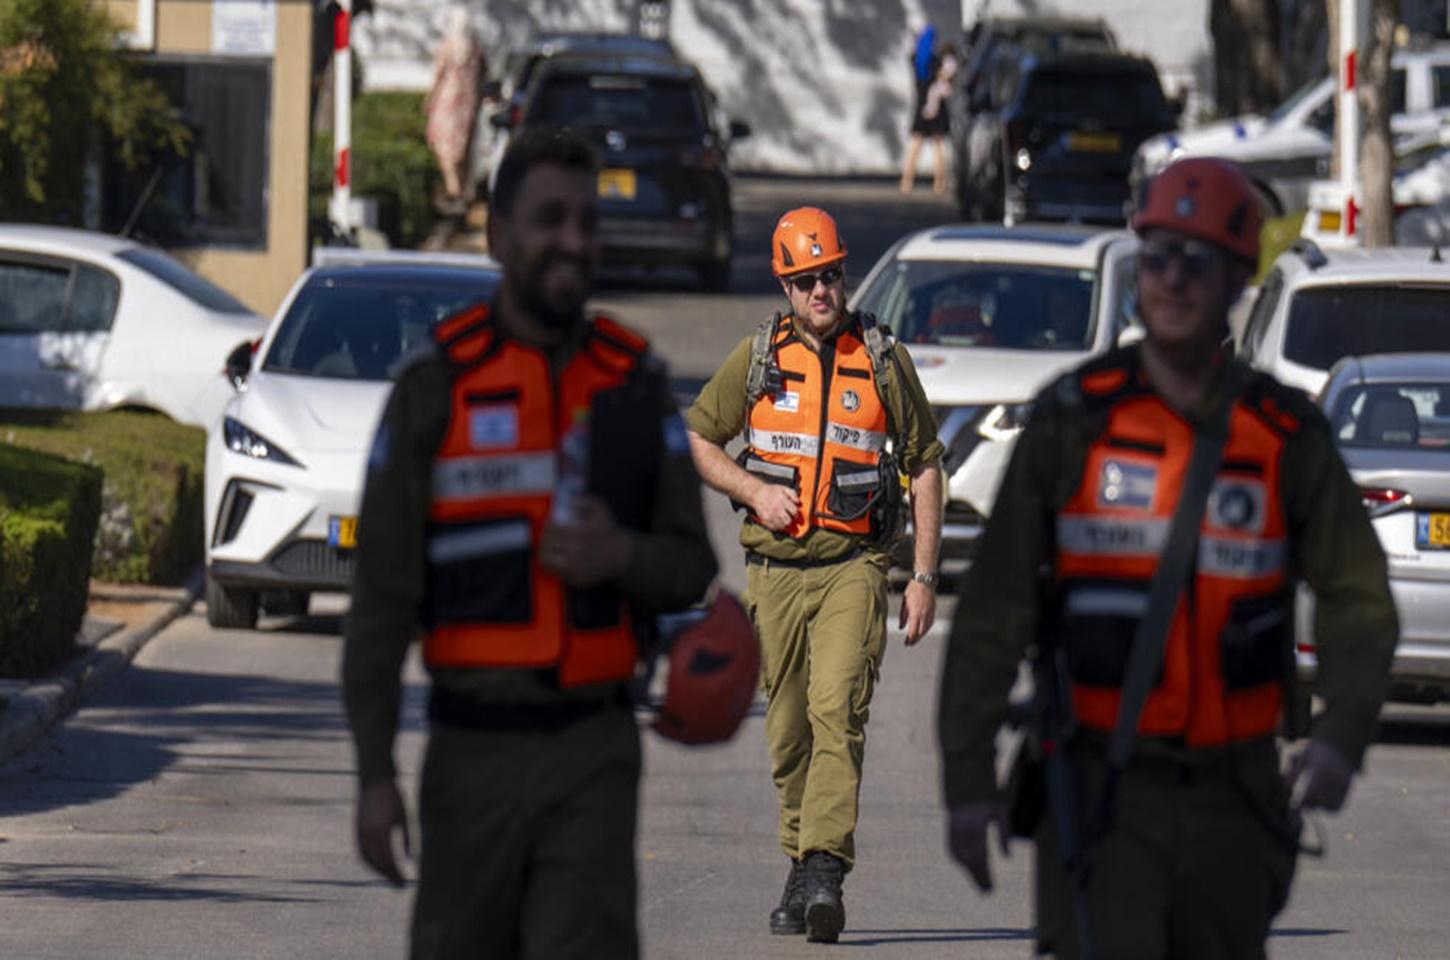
[978,402,1034,442]
[223,416,300,466]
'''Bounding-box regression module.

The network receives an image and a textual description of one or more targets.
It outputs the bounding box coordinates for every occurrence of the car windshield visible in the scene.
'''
[855,260,1098,350]
[1266,76,1326,125]
[1020,68,1166,121]
[531,75,703,131]
[116,247,254,315]
[263,274,499,381]
[1284,286,1450,371]
[1331,381,1450,449]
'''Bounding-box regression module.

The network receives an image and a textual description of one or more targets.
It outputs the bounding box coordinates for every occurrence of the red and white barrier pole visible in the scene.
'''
[1340,0,1361,238]
[329,0,353,235]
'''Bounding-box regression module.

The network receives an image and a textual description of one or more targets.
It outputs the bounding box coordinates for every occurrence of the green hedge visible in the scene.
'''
[311,91,438,249]
[0,409,205,585]
[0,443,102,677]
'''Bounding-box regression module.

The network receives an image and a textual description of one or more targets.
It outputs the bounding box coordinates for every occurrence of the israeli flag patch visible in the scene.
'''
[1097,459,1157,510]
[469,405,518,449]
[773,391,800,413]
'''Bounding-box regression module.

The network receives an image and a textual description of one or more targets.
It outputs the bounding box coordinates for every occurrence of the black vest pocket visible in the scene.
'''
[568,585,624,630]
[426,517,533,626]
[1221,591,1290,690]
[1060,581,1154,688]
[825,459,880,521]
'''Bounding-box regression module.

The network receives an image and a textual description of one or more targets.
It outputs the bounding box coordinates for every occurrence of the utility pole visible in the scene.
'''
[1338,0,1360,239]
[328,0,353,238]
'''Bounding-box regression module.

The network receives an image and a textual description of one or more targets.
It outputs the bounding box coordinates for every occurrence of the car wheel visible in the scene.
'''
[263,590,310,618]
[697,257,731,292]
[206,571,258,630]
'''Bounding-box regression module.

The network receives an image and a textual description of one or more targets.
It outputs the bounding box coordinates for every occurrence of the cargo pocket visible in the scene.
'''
[1060,582,1150,687]
[825,460,880,521]
[426,517,532,625]
[1222,592,1290,690]
[733,453,798,513]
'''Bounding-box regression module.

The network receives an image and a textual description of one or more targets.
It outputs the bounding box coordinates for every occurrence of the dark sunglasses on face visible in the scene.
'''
[1139,238,1220,279]
[785,266,844,292]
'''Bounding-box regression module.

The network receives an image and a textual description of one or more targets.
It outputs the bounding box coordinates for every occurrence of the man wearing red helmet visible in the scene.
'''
[938,157,1398,958]
[686,206,944,942]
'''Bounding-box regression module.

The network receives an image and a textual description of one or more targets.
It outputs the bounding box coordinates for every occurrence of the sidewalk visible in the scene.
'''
[0,578,199,764]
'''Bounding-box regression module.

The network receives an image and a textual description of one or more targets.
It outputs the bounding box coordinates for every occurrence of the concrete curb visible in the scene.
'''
[0,579,200,765]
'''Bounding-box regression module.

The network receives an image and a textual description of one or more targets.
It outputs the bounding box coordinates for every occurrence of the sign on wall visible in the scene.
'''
[212,0,277,57]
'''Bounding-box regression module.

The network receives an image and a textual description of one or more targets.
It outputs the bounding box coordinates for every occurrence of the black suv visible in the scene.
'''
[957,51,1178,226]
[497,55,748,290]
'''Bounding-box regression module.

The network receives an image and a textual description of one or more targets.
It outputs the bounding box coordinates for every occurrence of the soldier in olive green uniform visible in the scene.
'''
[343,130,716,960]
[686,207,944,943]
[938,158,1398,959]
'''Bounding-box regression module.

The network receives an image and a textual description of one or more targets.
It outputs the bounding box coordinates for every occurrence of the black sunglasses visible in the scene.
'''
[1139,238,1220,279]
[785,266,844,292]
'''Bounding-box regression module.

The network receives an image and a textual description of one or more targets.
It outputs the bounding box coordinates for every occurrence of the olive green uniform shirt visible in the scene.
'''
[342,327,718,787]
[685,313,945,562]
[937,347,1399,808]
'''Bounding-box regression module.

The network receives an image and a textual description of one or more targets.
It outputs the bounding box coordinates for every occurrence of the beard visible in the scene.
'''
[517,250,594,332]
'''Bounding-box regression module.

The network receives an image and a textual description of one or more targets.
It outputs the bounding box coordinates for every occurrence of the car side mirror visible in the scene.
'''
[729,119,752,140]
[489,108,514,130]
[225,339,255,389]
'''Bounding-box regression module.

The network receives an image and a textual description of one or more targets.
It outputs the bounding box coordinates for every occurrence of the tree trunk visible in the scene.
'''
[1359,0,1397,248]
[1211,0,1283,116]
[1326,0,1339,178]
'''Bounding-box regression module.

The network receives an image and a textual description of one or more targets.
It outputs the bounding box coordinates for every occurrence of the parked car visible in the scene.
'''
[203,253,501,628]
[491,54,748,290]
[1296,351,1450,706]
[1134,40,1450,214]
[0,224,266,428]
[958,14,1117,122]
[1301,128,1450,249]
[956,51,1177,226]
[848,224,1139,568]
[1238,240,1450,398]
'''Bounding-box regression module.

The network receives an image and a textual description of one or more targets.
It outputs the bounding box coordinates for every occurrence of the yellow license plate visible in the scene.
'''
[598,168,637,200]
[1418,512,1450,548]
[1067,132,1122,153]
[329,515,358,549]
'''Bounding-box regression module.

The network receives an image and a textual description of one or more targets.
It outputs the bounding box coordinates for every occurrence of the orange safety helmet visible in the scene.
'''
[1132,157,1263,266]
[771,206,847,277]
[652,590,761,746]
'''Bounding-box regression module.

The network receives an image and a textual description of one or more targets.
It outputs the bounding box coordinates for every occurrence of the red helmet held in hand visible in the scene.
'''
[652,590,760,746]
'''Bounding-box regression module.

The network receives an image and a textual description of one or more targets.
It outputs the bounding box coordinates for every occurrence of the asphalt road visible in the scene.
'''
[3,178,1450,958]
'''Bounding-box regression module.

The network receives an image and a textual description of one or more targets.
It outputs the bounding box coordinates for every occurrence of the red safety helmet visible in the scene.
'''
[1132,157,1263,266]
[652,590,760,746]
[771,206,847,277]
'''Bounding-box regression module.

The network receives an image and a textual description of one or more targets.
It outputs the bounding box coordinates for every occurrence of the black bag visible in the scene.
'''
[1003,736,1047,839]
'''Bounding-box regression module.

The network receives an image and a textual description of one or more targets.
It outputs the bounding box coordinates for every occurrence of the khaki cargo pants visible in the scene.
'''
[746,551,889,869]
[410,702,641,960]
[1035,736,1299,960]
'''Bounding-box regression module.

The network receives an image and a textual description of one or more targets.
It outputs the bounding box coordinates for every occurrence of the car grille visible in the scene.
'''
[270,539,356,582]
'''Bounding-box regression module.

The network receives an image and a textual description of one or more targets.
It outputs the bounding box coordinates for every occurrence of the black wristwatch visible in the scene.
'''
[911,570,939,589]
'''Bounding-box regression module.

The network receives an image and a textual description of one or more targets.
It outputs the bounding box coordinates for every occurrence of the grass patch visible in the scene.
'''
[1257,212,1307,284]
[0,408,205,585]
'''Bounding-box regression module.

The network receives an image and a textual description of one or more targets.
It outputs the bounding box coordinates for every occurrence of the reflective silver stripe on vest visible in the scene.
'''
[1057,515,1169,556]
[750,429,821,457]
[836,470,879,490]
[745,455,796,480]
[433,451,556,501]
[825,421,888,453]
[1198,535,1285,579]
[427,519,531,564]
[1064,586,1149,618]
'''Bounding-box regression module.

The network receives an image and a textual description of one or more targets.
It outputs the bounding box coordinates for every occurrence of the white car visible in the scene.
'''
[204,253,501,628]
[0,225,267,428]
[1301,129,1450,249]
[849,224,1139,567]
[1297,352,1450,711]
[1238,240,1450,398]
[1134,42,1450,213]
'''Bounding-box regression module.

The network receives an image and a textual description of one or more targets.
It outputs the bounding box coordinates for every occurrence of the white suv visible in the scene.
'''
[849,224,1139,569]
[1238,239,1450,398]
[1135,41,1450,214]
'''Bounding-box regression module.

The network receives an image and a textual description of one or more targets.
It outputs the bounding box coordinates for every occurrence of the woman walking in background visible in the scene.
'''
[901,35,955,195]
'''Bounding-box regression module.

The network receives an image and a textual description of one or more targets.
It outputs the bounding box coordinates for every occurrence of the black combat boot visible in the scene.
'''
[801,851,846,943]
[768,858,806,935]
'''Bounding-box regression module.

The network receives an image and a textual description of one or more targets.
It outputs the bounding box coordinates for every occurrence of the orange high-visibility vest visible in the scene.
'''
[743,315,891,538]
[1055,361,1294,746]
[421,305,645,688]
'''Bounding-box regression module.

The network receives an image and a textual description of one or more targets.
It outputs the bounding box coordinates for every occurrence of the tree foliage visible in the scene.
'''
[0,0,186,222]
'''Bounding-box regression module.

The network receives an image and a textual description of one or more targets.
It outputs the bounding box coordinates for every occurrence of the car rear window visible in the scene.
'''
[263,274,500,381]
[116,248,253,315]
[1020,68,1167,121]
[855,260,1098,350]
[1331,382,1450,449]
[1284,286,1450,371]
[531,74,703,131]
